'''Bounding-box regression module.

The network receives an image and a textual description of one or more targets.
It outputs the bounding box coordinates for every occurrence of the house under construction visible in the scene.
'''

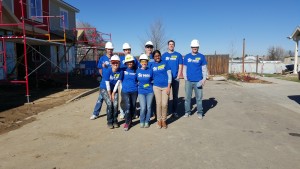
[0,0,112,103]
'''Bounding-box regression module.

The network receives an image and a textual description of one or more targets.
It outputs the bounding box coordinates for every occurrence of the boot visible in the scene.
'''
[162,120,167,129]
[157,120,162,129]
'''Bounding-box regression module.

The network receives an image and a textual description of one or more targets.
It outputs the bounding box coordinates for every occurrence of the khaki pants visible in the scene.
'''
[153,86,169,121]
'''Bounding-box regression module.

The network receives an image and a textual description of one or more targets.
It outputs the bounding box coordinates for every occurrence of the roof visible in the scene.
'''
[56,0,80,13]
[290,26,300,41]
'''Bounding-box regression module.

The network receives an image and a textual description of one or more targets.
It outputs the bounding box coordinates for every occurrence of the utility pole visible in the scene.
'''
[242,38,245,73]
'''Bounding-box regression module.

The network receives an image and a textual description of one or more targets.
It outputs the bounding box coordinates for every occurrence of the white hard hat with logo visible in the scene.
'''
[105,42,114,49]
[122,43,131,50]
[139,53,149,61]
[145,41,153,47]
[125,54,134,63]
[111,55,120,61]
[190,39,200,47]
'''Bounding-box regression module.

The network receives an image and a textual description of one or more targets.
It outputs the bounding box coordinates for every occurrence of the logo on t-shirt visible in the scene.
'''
[170,55,177,60]
[110,73,120,80]
[187,57,200,63]
[165,57,170,60]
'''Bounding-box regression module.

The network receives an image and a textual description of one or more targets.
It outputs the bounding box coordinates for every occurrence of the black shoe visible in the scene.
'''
[107,124,114,129]
[113,123,119,128]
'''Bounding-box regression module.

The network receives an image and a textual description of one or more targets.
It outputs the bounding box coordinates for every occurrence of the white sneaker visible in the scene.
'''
[119,113,125,120]
[90,115,98,120]
[183,113,190,118]
[198,114,203,120]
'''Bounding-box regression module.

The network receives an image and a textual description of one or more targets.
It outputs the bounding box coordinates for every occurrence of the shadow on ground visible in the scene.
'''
[0,75,98,112]
[287,95,300,104]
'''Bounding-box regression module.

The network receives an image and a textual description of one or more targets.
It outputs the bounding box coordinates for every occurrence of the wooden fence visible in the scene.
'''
[205,54,229,75]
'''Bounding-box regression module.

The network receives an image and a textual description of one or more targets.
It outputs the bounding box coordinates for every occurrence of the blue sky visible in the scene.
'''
[65,0,299,57]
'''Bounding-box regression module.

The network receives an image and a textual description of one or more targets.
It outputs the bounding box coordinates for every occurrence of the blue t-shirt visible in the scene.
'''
[183,53,207,82]
[150,60,170,88]
[98,55,111,88]
[162,51,183,78]
[121,68,138,93]
[136,68,153,94]
[101,67,123,90]
[147,54,154,68]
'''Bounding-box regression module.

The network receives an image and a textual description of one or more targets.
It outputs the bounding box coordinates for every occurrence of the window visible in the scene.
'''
[28,0,43,22]
[60,8,69,29]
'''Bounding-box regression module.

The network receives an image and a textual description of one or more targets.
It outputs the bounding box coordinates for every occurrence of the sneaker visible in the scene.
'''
[124,123,129,131]
[173,113,179,118]
[140,123,145,128]
[119,113,125,120]
[144,123,150,128]
[90,115,98,120]
[183,113,190,118]
[107,124,114,129]
[198,114,203,120]
[113,123,119,128]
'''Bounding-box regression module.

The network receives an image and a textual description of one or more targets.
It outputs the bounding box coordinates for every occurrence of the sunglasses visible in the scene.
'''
[111,61,119,65]
[145,46,153,49]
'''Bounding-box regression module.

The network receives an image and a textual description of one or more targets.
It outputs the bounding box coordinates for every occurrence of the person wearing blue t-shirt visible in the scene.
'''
[121,54,138,131]
[101,55,123,129]
[90,42,114,120]
[162,40,183,118]
[118,43,136,120]
[151,50,171,129]
[183,39,208,120]
[137,54,154,128]
[145,41,154,68]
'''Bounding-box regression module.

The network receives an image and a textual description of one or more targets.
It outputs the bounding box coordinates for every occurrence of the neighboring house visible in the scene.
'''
[0,0,79,81]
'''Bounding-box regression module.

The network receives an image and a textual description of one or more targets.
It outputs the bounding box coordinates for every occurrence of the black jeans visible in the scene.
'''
[101,89,118,125]
[121,91,138,124]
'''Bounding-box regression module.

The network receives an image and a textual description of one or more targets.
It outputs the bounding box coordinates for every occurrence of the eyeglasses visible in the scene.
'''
[111,61,119,65]
[145,46,153,49]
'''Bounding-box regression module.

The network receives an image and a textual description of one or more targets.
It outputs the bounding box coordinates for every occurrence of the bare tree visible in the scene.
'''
[141,19,168,52]
[267,46,285,61]
[76,20,94,28]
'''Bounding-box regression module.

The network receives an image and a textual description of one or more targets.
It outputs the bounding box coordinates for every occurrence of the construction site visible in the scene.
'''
[0,0,112,133]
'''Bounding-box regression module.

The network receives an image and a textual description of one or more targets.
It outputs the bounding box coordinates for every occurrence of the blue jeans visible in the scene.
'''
[101,89,118,125]
[184,80,203,115]
[121,91,138,124]
[138,93,154,124]
[169,78,180,114]
[92,90,103,116]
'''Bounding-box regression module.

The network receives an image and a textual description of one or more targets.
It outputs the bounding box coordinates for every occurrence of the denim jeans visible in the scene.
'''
[184,80,203,115]
[138,93,154,124]
[169,78,180,114]
[92,90,103,116]
[121,91,138,124]
[101,89,119,125]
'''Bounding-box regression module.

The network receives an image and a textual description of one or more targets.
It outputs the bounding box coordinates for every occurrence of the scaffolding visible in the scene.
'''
[0,0,70,103]
[73,27,111,76]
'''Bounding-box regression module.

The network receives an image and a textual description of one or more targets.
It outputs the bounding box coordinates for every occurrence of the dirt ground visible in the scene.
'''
[0,75,99,135]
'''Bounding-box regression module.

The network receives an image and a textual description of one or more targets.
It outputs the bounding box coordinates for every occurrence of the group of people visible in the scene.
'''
[90,39,208,131]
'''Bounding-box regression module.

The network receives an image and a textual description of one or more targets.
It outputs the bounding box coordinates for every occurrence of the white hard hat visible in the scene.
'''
[105,42,114,49]
[125,54,134,63]
[122,43,131,50]
[111,55,120,61]
[190,39,200,47]
[145,41,153,47]
[139,53,149,61]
